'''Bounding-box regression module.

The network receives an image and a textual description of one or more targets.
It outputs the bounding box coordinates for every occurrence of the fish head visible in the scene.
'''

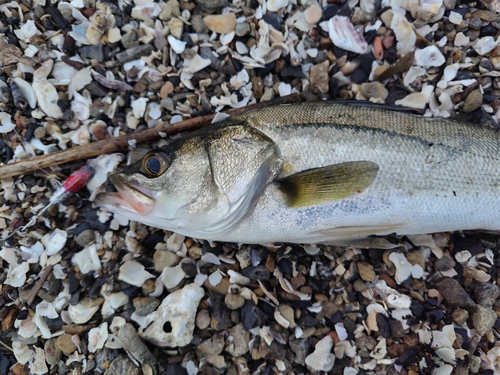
[96,123,282,238]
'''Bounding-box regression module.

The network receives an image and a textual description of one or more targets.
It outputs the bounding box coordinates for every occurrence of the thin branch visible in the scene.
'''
[0,94,301,179]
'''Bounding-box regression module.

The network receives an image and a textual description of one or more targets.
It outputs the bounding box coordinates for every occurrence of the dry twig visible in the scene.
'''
[0,94,301,179]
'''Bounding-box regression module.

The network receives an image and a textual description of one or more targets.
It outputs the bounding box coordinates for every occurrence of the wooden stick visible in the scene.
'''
[0,94,301,179]
[26,265,53,306]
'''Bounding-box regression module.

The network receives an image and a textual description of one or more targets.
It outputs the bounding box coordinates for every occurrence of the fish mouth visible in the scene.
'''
[96,174,156,216]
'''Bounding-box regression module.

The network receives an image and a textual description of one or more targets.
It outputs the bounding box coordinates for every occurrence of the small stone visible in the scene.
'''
[471,305,497,335]
[241,301,269,330]
[353,279,367,292]
[79,45,104,62]
[436,278,476,312]
[304,4,322,25]
[463,89,483,113]
[278,304,296,328]
[224,293,245,310]
[191,15,208,34]
[290,338,311,365]
[133,297,160,316]
[474,282,500,307]
[206,355,226,369]
[235,22,251,37]
[360,82,388,102]
[469,355,481,373]
[56,333,77,356]
[116,45,154,64]
[34,126,46,139]
[154,250,181,272]
[203,14,236,34]
[310,60,329,95]
[358,262,376,282]
[194,0,228,13]
[252,76,264,99]
[433,255,455,272]
[44,339,62,366]
[159,0,180,20]
[227,323,250,356]
[196,332,225,357]
[389,319,405,338]
[168,18,184,39]
[104,355,139,375]
[240,265,270,281]
[260,340,286,360]
[210,295,233,330]
[196,309,211,329]
[452,307,469,326]
[75,229,95,247]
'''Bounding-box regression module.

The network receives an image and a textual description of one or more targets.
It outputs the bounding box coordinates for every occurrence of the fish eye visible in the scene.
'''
[142,151,170,177]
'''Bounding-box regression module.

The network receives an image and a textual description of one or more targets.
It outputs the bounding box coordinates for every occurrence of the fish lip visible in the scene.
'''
[109,174,154,200]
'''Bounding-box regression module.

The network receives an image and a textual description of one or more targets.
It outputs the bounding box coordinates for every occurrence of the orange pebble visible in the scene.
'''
[373,36,384,60]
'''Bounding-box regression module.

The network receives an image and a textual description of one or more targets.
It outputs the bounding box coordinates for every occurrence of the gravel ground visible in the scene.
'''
[1,0,500,375]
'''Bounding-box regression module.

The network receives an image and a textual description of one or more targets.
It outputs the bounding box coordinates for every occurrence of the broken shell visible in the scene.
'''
[141,283,204,347]
[305,335,335,371]
[119,260,155,287]
[391,13,416,55]
[0,112,15,133]
[160,264,186,289]
[32,60,63,119]
[72,244,101,274]
[13,78,36,109]
[267,0,288,12]
[168,35,187,54]
[328,16,368,54]
[88,322,109,353]
[42,229,67,256]
[68,298,103,324]
[415,46,445,68]
[115,323,156,365]
[404,66,426,87]
[388,252,412,284]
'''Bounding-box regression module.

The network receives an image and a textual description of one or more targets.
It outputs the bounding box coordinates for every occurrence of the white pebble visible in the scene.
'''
[449,11,463,25]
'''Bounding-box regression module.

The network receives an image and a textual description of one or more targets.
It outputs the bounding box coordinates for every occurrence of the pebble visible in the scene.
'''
[474,282,499,307]
[203,14,236,34]
[104,355,139,375]
[361,82,389,103]
[44,338,61,366]
[196,332,225,357]
[154,250,181,271]
[278,304,296,328]
[462,90,483,113]
[196,309,211,329]
[133,297,160,316]
[159,0,180,20]
[56,333,77,356]
[452,307,469,326]
[235,22,251,37]
[227,323,250,356]
[79,45,105,62]
[241,301,269,330]
[433,255,455,272]
[305,335,335,371]
[210,295,234,330]
[75,229,95,247]
[224,293,245,310]
[436,278,476,312]
[309,60,329,94]
[290,338,311,365]
[471,304,497,335]
[240,265,270,281]
[168,18,184,39]
[195,0,228,13]
[260,340,286,360]
[357,262,376,282]
[116,45,154,64]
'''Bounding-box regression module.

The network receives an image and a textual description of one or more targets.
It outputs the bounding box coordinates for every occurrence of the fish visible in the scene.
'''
[95,102,500,245]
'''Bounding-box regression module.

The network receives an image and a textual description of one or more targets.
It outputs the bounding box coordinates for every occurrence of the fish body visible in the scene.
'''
[96,102,500,244]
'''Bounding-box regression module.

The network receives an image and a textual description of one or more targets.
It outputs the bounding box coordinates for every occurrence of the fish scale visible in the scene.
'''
[97,102,500,244]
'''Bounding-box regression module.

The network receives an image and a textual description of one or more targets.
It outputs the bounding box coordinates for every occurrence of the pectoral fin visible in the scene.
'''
[276,161,379,207]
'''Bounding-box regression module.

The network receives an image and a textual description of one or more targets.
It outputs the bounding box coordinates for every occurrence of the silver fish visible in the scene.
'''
[96,102,500,244]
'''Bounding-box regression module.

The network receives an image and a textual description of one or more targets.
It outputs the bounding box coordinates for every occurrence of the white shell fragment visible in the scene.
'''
[33,60,63,119]
[305,335,335,371]
[142,283,204,347]
[267,0,288,12]
[0,112,15,133]
[13,78,37,108]
[119,260,156,287]
[160,264,186,289]
[415,46,445,68]
[68,298,101,324]
[88,322,109,353]
[391,13,416,55]
[72,244,101,274]
[473,37,499,55]
[168,35,187,54]
[328,16,368,54]
[42,229,67,256]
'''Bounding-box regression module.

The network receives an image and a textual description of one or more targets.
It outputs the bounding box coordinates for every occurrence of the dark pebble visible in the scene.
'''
[141,231,165,250]
[202,240,223,256]
[389,319,405,338]
[474,282,500,307]
[376,313,391,338]
[426,309,445,323]
[200,47,222,70]
[469,16,482,30]
[210,294,233,330]
[323,5,338,19]
[260,340,286,360]
[85,81,109,97]
[395,349,418,366]
[116,44,154,63]
[79,45,105,62]
[277,258,293,274]
[298,313,320,327]
[361,52,375,73]
[481,24,498,37]
[384,46,398,64]
[456,70,476,80]
[386,84,408,105]
[180,259,198,277]
[290,338,311,365]
[240,265,270,281]
[364,30,377,45]
[433,256,455,272]
[83,206,108,231]
[281,65,305,78]
[453,235,484,255]
[436,278,477,312]
[329,77,339,99]
[241,300,269,330]
[262,13,281,30]
[194,0,228,13]
[350,68,369,84]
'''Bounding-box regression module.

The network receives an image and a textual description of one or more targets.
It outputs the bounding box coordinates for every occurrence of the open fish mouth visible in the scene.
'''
[96,174,156,216]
